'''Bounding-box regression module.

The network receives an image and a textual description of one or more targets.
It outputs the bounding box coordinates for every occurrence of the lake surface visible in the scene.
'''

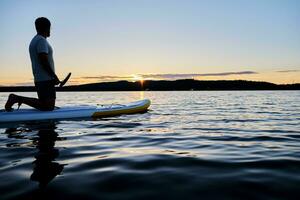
[0,91,300,200]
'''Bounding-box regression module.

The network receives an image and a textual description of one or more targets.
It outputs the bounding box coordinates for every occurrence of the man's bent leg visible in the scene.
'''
[35,80,56,111]
[5,94,55,111]
[39,99,55,111]
[19,96,55,111]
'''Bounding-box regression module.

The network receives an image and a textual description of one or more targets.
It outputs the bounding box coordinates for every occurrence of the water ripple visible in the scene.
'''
[0,91,300,200]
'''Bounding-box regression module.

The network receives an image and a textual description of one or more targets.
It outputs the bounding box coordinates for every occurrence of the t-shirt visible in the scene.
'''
[29,34,55,82]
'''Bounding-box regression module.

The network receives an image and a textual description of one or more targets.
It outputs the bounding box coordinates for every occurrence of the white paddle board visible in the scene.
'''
[0,99,151,123]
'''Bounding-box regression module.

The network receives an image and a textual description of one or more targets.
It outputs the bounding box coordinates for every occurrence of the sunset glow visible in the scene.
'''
[0,0,299,86]
[131,75,144,82]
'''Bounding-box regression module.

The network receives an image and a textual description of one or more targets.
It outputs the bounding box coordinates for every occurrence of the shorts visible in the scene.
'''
[35,80,56,100]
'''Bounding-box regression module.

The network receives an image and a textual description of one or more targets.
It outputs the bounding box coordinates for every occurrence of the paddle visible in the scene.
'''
[59,72,72,87]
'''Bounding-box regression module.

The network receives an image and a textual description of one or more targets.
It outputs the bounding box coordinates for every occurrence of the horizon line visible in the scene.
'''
[0,78,299,87]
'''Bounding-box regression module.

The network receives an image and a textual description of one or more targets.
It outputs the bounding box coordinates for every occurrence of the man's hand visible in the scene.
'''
[53,75,61,85]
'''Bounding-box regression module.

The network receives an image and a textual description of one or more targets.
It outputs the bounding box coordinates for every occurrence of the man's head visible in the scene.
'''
[35,17,51,37]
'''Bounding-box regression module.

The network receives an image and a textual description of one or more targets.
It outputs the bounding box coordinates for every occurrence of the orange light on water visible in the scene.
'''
[140,91,144,99]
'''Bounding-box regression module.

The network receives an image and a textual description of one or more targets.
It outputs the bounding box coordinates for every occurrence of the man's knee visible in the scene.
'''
[40,99,55,111]
[40,105,55,111]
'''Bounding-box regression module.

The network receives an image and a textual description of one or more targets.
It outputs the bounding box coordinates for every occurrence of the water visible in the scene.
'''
[0,91,300,200]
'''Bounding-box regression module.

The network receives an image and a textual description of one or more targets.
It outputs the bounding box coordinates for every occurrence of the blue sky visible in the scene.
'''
[0,0,299,85]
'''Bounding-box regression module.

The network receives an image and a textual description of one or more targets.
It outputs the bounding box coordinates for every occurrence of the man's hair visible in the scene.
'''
[35,17,51,33]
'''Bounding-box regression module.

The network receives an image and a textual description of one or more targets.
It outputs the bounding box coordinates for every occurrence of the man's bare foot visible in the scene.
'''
[5,94,19,112]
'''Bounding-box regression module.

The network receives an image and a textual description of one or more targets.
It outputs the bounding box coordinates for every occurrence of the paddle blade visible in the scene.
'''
[59,73,71,87]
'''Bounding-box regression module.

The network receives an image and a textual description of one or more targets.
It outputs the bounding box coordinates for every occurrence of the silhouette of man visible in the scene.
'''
[5,17,60,111]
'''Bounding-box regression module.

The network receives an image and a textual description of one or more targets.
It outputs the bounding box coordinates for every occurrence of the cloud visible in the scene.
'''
[0,71,259,86]
[276,70,300,73]
[79,75,133,80]
[140,71,258,79]
[77,71,258,82]
[8,82,34,86]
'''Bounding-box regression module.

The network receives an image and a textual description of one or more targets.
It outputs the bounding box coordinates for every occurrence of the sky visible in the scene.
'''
[0,0,299,86]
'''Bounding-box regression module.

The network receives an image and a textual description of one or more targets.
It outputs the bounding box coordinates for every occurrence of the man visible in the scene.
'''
[5,17,61,112]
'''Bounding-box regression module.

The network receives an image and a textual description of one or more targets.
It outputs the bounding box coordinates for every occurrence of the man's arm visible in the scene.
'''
[38,53,60,84]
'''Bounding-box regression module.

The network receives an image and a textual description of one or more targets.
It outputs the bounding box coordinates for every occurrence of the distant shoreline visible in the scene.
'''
[0,79,299,92]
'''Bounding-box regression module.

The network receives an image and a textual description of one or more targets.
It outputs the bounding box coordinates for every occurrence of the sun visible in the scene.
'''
[131,74,145,89]
[132,74,144,83]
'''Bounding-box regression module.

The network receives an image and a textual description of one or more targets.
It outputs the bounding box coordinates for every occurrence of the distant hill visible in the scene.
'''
[0,79,299,92]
